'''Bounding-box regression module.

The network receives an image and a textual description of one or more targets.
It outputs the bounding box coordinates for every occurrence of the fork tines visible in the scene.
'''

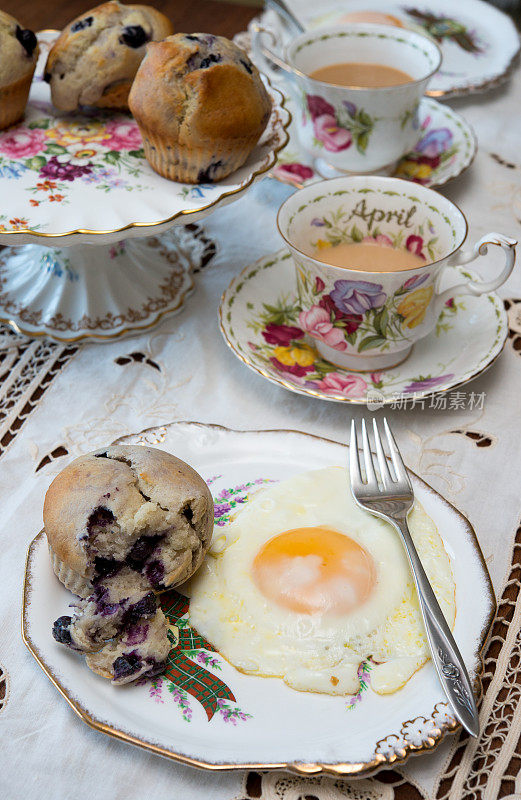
[350,418,412,494]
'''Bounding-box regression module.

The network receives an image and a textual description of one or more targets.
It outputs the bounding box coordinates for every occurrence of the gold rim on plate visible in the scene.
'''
[22,421,496,776]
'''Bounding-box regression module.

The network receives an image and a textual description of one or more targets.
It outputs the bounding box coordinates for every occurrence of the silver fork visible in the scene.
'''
[349,417,479,738]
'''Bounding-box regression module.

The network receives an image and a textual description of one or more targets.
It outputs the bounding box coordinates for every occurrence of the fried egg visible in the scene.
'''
[185,467,455,696]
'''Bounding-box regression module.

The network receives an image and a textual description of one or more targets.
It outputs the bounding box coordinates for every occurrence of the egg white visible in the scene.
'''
[185,466,456,696]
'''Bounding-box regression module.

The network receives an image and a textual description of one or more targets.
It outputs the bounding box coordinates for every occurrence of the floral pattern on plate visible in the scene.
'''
[0,31,290,238]
[148,590,251,725]
[0,112,148,214]
[219,250,507,404]
[271,96,474,189]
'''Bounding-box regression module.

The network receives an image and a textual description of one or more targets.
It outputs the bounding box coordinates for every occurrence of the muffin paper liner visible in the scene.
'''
[47,542,93,598]
[0,64,37,130]
[136,125,260,183]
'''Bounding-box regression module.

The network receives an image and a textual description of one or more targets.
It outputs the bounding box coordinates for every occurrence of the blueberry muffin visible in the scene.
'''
[0,11,38,129]
[128,33,272,183]
[44,1,173,111]
[45,445,214,684]
[44,445,214,598]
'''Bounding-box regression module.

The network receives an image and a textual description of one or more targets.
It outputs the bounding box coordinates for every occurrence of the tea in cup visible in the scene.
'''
[277,176,517,371]
[252,23,441,175]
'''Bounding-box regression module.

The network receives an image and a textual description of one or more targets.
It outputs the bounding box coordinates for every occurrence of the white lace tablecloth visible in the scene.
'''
[2,3,521,797]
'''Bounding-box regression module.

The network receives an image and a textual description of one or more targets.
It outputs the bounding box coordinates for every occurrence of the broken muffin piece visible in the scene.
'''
[86,607,171,685]
[45,444,213,684]
[52,567,158,652]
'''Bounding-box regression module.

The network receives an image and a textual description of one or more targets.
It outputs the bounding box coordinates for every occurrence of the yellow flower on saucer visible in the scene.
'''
[397,286,434,328]
[274,344,316,367]
[396,160,433,181]
[315,239,332,250]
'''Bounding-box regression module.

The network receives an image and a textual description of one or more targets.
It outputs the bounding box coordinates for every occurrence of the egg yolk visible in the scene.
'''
[251,526,376,616]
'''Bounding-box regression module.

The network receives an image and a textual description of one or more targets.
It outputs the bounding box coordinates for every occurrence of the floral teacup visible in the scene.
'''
[252,23,441,175]
[277,176,517,371]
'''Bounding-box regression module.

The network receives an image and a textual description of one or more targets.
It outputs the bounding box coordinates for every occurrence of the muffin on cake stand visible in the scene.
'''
[0,33,289,342]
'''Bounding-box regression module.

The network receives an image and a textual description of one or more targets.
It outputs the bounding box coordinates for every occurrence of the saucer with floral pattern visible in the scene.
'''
[219,249,507,405]
[270,96,476,190]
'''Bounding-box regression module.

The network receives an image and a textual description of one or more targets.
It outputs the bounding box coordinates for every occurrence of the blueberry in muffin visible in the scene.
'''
[44,1,173,111]
[52,568,158,652]
[52,568,170,684]
[128,33,272,183]
[0,11,39,129]
[45,445,214,684]
[86,608,170,684]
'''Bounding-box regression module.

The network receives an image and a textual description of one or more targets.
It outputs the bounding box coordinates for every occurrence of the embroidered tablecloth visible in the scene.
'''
[2,3,521,798]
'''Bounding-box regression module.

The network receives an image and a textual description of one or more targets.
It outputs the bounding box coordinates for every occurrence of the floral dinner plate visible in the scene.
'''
[23,422,495,775]
[219,249,508,405]
[270,95,475,190]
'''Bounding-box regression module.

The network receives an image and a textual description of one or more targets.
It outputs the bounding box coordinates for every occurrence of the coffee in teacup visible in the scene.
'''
[277,176,516,371]
[252,23,442,175]
[312,242,428,272]
[309,63,413,88]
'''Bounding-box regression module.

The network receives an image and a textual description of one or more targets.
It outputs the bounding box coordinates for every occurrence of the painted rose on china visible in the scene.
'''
[272,162,314,186]
[104,119,143,151]
[306,95,352,153]
[0,127,46,159]
[315,372,367,398]
[313,115,352,152]
[299,306,347,351]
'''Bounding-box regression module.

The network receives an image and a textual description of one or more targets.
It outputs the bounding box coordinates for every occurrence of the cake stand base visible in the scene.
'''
[0,228,207,342]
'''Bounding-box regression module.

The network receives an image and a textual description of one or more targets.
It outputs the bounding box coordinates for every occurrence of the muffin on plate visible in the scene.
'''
[44,1,173,111]
[0,11,38,129]
[44,444,214,598]
[45,445,214,684]
[128,33,272,183]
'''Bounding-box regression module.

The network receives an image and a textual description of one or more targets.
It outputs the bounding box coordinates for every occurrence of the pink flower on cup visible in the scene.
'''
[104,119,142,151]
[299,306,347,350]
[314,114,352,152]
[315,372,367,398]
[262,323,304,346]
[406,234,426,260]
[0,127,46,159]
[363,234,393,247]
[315,276,325,293]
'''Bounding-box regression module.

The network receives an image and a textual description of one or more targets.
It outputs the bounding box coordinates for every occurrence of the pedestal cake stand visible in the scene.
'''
[0,33,290,342]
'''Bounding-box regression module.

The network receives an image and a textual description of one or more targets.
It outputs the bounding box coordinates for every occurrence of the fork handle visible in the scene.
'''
[393,517,480,738]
